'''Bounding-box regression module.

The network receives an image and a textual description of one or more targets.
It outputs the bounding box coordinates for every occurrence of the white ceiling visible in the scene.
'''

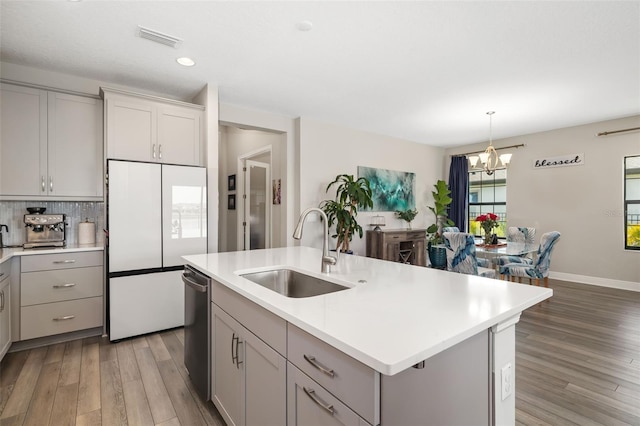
[1,1,639,147]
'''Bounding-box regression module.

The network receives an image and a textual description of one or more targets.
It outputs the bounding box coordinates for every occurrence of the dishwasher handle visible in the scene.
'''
[182,273,208,293]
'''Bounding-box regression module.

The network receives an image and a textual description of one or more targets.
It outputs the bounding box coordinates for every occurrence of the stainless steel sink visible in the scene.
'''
[240,269,349,298]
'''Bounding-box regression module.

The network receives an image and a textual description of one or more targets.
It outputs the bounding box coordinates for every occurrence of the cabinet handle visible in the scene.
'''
[49,176,53,192]
[303,354,335,378]
[0,272,4,278]
[41,176,46,192]
[53,283,76,289]
[53,315,75,321]
[0,290,4,312]
[303,387,335,415]
[231,333,243,369]
[158,144,162,160]
[53,260,76,264]
[152,144,156,159]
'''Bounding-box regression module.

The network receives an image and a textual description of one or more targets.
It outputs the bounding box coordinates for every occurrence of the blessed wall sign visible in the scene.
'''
[533,153,584,169]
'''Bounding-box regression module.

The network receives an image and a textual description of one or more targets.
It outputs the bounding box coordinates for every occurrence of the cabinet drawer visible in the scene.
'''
[287,362,371,426]
[406,231,426,241]
[211,279,286,356]
[21,251,103,272]
[383,232,406,241]
[20,296,103,340]
[21,266,103,306]
[287,325,379,425]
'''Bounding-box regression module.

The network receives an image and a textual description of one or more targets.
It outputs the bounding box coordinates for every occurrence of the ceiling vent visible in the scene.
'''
[137,25,182,48]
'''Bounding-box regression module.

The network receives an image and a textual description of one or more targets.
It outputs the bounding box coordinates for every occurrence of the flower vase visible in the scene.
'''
[483,230,493,245]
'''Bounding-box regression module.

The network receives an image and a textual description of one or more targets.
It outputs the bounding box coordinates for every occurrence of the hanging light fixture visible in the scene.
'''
[470,111,512,175]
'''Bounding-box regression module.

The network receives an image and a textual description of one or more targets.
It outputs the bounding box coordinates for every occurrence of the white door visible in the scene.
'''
[108,160,162,272]
[243,160,271,250]
[162,164,207,267]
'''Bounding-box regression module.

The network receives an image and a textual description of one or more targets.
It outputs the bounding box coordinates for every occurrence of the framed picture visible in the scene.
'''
[272,178,281,205]
[228,194,236,210]
[228,174,236,191]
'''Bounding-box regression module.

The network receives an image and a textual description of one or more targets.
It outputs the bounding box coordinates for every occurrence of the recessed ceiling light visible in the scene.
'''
[176,57,195,67]
[296,20,313,31]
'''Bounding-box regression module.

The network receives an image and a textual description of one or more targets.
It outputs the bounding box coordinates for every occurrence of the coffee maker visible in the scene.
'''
[23,208,66,249]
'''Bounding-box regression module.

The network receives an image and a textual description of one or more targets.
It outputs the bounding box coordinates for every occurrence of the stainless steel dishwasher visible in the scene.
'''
[182,265,211,400]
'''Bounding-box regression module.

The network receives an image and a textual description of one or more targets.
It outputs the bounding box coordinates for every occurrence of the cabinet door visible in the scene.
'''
[244,326,286,426]
[0,277,11,360]
[47,92,103,197]
[105,96,155,162]
[287,363,369,426]
[212,304,243,426]
[157,105,201,166]
[0,84,47,197]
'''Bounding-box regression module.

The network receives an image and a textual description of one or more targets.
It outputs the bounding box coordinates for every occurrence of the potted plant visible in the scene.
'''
[320,174,373,253]
[395,208,418,229]
[426,179,455,269]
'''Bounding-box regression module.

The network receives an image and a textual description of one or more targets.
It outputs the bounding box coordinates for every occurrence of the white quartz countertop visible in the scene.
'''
[184,246,552,375]
[0,244,104,265]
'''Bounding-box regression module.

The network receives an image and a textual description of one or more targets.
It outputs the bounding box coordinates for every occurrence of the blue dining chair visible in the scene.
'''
[441,226,491,268]
[495,227,536,267]
[443,232,496,279]
[499,231,561,287]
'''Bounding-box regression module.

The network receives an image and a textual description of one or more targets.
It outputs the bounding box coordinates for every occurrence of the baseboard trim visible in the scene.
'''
[550,271,640,292]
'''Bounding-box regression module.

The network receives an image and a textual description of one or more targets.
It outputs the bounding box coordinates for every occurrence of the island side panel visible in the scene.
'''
[381,330,490,426]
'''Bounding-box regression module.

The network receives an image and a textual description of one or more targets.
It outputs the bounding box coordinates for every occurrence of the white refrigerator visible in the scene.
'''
[107,160,207,341]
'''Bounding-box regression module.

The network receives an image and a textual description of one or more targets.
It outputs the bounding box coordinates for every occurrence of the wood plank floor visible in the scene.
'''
[516,279,640,426]
[0,279,639,425]
[0,328,225,426]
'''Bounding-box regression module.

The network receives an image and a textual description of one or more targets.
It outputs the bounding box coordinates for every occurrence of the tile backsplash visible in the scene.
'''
[0,201,105,246]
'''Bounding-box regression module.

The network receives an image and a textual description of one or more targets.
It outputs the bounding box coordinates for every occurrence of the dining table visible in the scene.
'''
[474,240,539,269]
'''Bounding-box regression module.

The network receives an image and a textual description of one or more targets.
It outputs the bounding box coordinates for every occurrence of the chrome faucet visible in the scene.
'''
[293,207,337,273]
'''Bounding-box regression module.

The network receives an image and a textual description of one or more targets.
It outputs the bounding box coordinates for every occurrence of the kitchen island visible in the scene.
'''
[184,246,552,426]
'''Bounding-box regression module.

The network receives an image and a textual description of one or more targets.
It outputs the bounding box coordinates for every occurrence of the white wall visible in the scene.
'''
[297,117,445,256]
[446,115,640,290]
[193,84,219,253]
[219,104,296,249]
[218,126,284,252]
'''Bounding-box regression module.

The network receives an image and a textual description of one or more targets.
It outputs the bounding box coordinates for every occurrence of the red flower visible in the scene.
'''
[475,214,487,222]
[488,213,498,221]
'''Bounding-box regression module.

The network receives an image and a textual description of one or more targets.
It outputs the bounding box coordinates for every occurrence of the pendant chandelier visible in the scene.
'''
[468,111,512,176]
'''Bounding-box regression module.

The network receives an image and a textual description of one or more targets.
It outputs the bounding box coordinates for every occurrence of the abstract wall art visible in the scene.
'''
[357,166,415,212]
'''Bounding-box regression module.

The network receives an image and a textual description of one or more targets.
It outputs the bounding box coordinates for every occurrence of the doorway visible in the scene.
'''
[242,159,271,250]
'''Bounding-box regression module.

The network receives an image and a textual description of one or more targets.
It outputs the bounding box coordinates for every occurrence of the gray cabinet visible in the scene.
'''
[0,83,103,200]
[366,229,427,267]
[0,262,11,360]
[212,303,286,426]
[288,363,371,426]
[19,251,103,340]
[102,87,203,166]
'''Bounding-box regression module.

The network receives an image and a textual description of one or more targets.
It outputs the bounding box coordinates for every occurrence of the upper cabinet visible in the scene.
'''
[102,87,204,166]
[0,83,103,201]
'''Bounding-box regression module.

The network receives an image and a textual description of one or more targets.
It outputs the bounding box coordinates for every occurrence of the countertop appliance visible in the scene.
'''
[24,213,66,249]
[107,159,207,341]
[182,265,211,400]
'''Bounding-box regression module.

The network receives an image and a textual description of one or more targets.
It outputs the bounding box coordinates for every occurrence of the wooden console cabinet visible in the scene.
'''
[366,229,427,267]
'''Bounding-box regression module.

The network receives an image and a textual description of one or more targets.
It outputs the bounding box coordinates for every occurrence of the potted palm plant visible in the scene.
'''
[426,179,455,268]
[320,174,373,253]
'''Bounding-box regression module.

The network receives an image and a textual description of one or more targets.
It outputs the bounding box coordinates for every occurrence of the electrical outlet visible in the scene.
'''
[501,363,513,400]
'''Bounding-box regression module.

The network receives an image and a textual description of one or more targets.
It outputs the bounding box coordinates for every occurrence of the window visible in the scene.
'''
[625,155,640,250]
[468,169,507,238]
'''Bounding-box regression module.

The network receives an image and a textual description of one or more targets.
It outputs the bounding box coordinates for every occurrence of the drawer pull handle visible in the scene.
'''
[303,387,335,415]
[53,260,76,264]
[53,283,76,289]
[53,315,75,321]
[303,354,335,378]
[1,290,4,312]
